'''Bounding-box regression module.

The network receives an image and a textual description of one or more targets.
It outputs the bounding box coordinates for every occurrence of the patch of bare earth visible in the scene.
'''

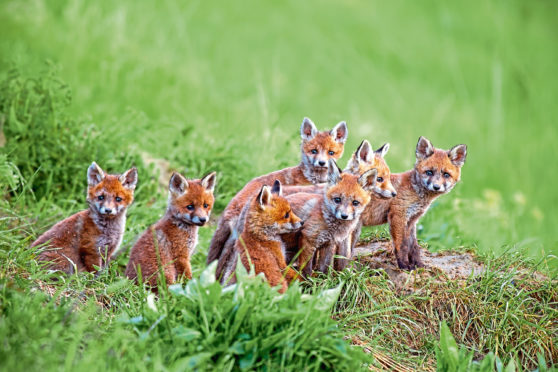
[352,241,484,292]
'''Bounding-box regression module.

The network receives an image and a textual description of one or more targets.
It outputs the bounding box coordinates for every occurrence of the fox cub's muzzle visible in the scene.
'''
[189,212,210,226]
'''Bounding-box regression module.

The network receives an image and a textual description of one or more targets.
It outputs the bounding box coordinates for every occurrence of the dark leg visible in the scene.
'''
[389,214,411,270]
[316,242,335,273]
[407,224,425,269]
[350,221,362,251]
[333,238,350,271]
[207,215,231,264]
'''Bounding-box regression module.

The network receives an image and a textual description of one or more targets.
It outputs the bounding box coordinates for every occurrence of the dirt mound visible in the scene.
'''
[352,241,485,291]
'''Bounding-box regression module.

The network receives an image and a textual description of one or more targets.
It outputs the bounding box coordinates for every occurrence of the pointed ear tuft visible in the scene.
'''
[119,167,138,190]
[330,121,348,143]
[87,162,105,186]
[376,143,390,158]
[169,172,189,196]
[201,172,217,193]
[258,185,273,208]
[300,117,317,141]
[356,140,373,163]
[358,168,378,191]
[327,159,342,185]
[271,179,282,196]
[448,144,467,167]
[416,136,434,160]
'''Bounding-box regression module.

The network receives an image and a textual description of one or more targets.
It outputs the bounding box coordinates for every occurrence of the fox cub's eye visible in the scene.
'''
[426,170,434,176]
[98,195,105,201]
[333,197,341,204]
[284,211,290,219]
[311,149,318,154]
[443,172,451,179]
[187,204,195,210]
[203,203,209,208]
[115,196,122,202]
[328,150,335,156]
[352,200,360,206]
[377,177,384,183]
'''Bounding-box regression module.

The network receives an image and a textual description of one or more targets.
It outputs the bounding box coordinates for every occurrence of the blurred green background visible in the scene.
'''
[1,0,556,269]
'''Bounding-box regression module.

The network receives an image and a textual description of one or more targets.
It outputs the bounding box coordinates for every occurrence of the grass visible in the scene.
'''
[306,256,557,369]
[1,0,558,370]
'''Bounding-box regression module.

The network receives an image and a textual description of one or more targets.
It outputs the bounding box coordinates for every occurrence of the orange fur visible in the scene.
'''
[208,118,347,267]
[226,181,303,293]
[357,137,467,270]
[284,162,377,276]
[32,162,137,274]
[126,172,216,288]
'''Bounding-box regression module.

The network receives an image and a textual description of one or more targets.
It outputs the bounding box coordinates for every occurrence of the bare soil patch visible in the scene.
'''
[352,241,485,291]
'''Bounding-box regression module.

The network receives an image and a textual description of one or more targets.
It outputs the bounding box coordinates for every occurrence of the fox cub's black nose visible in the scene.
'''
[300,220,304,226]
[318,161,326,166]
[433,184,441,191]
[341,214,348,220]
[105,208,112,214]
[199,217,207,223]
[392,192,397,197]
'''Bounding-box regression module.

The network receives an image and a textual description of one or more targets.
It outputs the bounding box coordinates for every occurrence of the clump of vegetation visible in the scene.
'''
[306,259,557,370]
[0,67,157,209]
[436,322,507,372]
[0,154,23,194]
[0,258,370,371]
[129,264,369,370]
[435,320,555,372]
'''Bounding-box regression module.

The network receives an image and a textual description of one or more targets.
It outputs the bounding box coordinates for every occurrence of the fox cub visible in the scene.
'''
[125,171,216,287]
[345,140,396,197]
[224,181,303,293]
[32,162,138,274]
[284,161,377,276]
[207,117,348,265]
[357,136,467,270]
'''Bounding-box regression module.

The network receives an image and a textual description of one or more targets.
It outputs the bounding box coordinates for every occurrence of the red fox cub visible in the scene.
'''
[225,181,303,293]
[207,117,348,265]
[284,161,377,276]
[32,162,138,274]
[357,136,467,270]
[345,140,396,198]
[125,171,216,287]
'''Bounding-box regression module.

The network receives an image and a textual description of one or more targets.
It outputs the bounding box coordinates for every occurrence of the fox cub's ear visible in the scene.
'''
[356,140,373,163]
[416,136,434,160]
[258,185,273,209]
[327,159,342,185]
[375,143,390,158]
[271,179,283,196]
[300,117,318,141]
[448,144,467,167]
[87,162,105,186]
[169,172,189,196]
[201,172,217,193]
[358,168,378,192]
[330,121,348,143]
[120,167,138,190]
